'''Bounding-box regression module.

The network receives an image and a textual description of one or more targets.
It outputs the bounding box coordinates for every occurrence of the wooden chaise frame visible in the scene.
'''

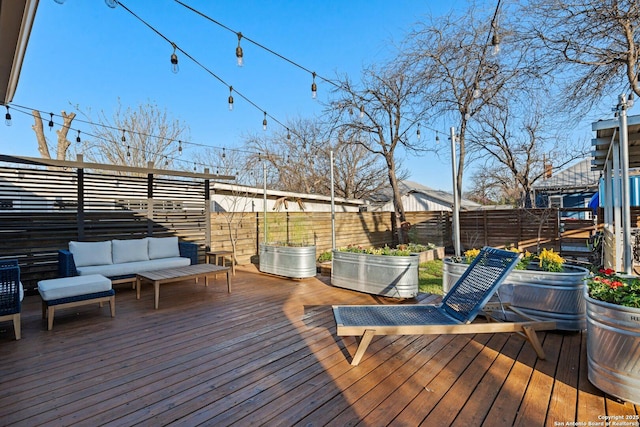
[332,247,557,366]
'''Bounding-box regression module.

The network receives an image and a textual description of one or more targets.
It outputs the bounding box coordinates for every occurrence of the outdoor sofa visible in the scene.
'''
[58,236,198,284]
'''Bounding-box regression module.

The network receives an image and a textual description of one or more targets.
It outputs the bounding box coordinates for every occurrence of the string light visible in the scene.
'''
[236,32,244,67]
[164,156,169,166]
[178,140,183,155]
[262,112,267,131]
[121,129,126,143]
[4,106,11,126]
[416,124,421,140]
[222,147,226,158]
[359,105,365,119]
[491,31,500,55]
[76,130,81,143]
[105,0,118,8]
[436,134,440,144]
[170,43,179,74]
[311,72,317,99]
[126,146,131,158]
[48,113,54,130]
[228,86,234,111]
[287,129,291,141]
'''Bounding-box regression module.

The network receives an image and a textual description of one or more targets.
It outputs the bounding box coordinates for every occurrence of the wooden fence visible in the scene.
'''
[0,165,616,292]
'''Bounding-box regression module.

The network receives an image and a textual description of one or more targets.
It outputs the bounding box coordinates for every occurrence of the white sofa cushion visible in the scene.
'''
[69,241,113,267]
[76,257,190,277]
[38,274,112,301]
[112,239,149,264]
[147,237,180,259]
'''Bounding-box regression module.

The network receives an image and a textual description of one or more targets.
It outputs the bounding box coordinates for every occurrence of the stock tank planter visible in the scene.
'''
[331,250,419,298]
[259,244,317,279]
[442,258,589,330]
[585,291,640,405]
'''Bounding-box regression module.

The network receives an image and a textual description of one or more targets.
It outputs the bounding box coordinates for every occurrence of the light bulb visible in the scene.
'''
[4,106,11,126]
[236,32,244,67]
[178,140,183,155]
[262,112,267,131]
[491,33,501,56]
[228,86,234,111]
[126,146,131,158]
[359,105,365,119]
[121,129,126,143]
[416,125,421,140]
[311,72,317,99]
[436,134,440,144]
[76,130,81,143]
[473,89,481,99]
[105,0,118,8]
[170,45,179,74]
[48,113,54,129]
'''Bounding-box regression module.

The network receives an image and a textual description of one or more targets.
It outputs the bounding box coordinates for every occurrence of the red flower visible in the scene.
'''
[599,268,615,276]
[610,281,624,289]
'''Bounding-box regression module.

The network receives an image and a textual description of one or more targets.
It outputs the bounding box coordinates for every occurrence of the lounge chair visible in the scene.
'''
[333,246,556,366]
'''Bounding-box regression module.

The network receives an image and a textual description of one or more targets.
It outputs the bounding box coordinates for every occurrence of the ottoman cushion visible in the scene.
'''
[38,274,112,301]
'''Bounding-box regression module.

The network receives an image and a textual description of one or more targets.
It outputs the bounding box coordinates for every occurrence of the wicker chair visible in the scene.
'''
[0,260,22,340]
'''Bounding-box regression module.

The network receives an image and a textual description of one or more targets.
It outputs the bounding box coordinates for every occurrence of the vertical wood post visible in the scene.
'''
[77,167,85,240]
[147,161,154,236]
[204,173,211,251]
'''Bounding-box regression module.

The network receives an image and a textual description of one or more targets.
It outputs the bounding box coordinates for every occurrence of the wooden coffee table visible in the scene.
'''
[136,264,231,309]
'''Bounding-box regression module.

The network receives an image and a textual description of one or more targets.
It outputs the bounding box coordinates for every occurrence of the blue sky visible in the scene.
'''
[2,0,604,192]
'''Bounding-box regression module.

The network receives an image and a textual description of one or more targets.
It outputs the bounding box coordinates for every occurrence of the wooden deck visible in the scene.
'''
[0,265,638,426]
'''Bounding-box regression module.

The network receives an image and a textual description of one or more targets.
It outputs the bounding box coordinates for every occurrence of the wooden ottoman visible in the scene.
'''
[38,274,115,330]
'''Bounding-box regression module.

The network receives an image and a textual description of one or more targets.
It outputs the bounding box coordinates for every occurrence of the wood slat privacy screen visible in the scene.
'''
[0,166,603,291]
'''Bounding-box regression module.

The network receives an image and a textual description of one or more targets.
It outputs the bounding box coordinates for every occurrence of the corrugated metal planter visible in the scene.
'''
[331,250,419,298]
[585,291,640,405]
[259,244,317,279]
[442,258,588,330]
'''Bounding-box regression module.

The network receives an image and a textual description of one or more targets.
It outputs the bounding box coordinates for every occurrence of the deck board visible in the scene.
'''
[0,265,637,426]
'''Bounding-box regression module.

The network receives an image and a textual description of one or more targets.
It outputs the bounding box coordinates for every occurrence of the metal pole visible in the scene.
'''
[619,94,633,273]
[330,150,336,250]
[263,162,267,244]
[450,127,461,256]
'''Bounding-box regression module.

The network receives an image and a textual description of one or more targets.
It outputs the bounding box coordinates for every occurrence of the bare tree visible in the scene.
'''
[407,3,537,203]
[74,100,188,175]
[243,117,388,200]
[329,59,432,243]
[32,110,76,160]
[525,0,640,112]
[466,96,587,207]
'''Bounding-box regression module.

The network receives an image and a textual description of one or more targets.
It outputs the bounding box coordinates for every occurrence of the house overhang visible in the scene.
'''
[0,0,39,105]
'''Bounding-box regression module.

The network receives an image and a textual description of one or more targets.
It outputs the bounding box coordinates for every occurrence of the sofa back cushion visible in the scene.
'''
[69,241,113,267]
[112,239,150,264]
[148,236,180,259]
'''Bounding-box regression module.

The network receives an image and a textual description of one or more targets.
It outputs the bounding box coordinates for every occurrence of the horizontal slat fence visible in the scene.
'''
[0,165,603,291]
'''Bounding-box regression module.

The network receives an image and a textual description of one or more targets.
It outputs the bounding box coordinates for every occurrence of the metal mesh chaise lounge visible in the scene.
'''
[333,246,557,366]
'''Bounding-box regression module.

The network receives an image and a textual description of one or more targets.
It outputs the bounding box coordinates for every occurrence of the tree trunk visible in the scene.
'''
[31,110,75,161]
[32,111,51,159]
[386,155,407,244]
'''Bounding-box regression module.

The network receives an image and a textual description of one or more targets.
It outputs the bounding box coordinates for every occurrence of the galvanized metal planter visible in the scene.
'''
[331,250,419,298]
[259,244,317,279]
[585,291,640,405]
[442,258,589,330]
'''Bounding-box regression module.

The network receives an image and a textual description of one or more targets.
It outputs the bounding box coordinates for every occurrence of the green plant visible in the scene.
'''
[455,247,565,273]
[588,268,640,308]
[317,251,332,263]
[337,245,412,256]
